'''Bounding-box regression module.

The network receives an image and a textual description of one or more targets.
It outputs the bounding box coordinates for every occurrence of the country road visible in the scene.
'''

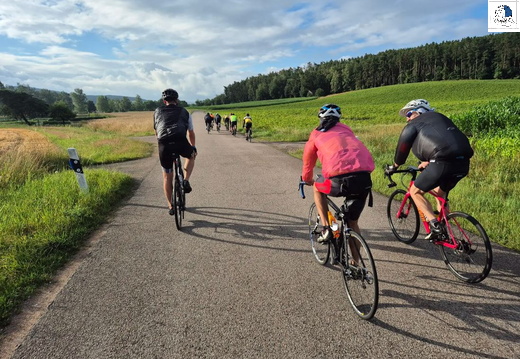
[2,112,519,359]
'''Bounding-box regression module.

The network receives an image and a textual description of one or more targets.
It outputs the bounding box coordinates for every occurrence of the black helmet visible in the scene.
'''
[318,104,341,119]
[162,88,178,101]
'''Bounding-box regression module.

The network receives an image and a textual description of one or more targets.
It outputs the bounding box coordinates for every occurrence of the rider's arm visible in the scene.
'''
[301,133,318,184]
[394,124,417,166]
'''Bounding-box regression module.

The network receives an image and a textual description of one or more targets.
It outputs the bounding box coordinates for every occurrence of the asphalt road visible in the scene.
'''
[2,112,519,358]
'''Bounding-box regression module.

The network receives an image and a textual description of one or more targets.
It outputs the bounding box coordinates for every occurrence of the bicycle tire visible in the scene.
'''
[247,130,252,142]
[308,203,330,265]
[387,189,420,244]
[173,178,183,230]
[439,212,492,283]
[341,230,378,320]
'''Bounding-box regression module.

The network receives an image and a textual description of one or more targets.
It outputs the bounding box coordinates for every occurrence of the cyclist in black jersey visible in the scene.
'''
[154,88,197,215]
[385,99,473,236]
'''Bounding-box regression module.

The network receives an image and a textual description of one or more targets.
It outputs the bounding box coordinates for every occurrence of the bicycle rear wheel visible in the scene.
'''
[308,203,330,265]
[387,189,420,244]
[341,231,378,320]
[173,177,184,230]
[439,212,492,283]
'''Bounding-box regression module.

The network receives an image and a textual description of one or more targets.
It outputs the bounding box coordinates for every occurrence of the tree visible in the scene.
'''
[132,94,144,111]
[70,88,88,114]
[96,96,111,113]
[49,101,76,124]
[87,100,96,113]
[119,97,132,112]
[0,89,49,125]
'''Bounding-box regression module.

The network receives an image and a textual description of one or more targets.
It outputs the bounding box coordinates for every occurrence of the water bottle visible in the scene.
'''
[327,211,340,238]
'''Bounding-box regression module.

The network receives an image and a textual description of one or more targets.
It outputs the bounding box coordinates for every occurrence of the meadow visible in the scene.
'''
[0,79,519,329]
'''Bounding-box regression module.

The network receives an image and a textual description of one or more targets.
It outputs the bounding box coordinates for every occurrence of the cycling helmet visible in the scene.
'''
[399,99,432,117]
[162,88,178,101]
[318,104,342,119]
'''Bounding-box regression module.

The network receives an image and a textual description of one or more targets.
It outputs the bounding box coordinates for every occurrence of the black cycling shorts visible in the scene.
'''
[414,160,470,193]
[315,172,372,221]
[245,122,252,129]
[158,137,194,172]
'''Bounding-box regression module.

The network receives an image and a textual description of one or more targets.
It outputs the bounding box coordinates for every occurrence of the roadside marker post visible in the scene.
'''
[68,148,89,192]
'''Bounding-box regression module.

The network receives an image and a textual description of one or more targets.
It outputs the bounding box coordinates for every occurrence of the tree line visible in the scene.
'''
[0,83,188,125]
[195,32,520,106]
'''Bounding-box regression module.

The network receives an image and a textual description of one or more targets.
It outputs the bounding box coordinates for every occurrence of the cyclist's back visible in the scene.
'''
[395,111,473,164]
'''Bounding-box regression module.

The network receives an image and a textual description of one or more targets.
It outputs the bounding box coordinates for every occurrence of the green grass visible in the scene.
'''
[36,126,154,165]
[0,170,134,327]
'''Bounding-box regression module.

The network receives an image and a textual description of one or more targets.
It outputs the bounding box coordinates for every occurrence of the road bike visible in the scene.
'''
[216,122,221,133]
[231,123,237,136]
[206,122,212,134]
[299,180,379,320]
[245,127,252,142]
[384,165,492,283]
[172,152,186,230]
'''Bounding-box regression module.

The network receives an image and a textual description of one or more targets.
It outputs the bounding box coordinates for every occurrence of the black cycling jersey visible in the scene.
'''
[394,111,474,165]
[154,105,190,141]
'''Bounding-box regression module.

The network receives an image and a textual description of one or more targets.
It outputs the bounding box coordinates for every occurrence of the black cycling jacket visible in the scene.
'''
[394,111,474,165]
[154,104,190,141]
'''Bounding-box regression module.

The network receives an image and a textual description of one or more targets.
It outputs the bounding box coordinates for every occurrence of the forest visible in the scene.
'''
[195,32,520,106]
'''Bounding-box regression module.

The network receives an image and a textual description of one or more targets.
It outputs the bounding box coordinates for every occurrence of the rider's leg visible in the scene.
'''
[347,219,362,265]
[163,171,174,209]
[313,185,329,227]
[410,184,436,222]
[184,155,195,181]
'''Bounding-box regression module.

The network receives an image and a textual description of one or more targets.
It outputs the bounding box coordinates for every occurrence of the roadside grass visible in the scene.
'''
[0,169,134,327]
[0,114,153,327]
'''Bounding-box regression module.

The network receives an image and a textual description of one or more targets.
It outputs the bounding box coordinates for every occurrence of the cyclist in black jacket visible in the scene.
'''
[154,88,197,215]
[386,99,473,237]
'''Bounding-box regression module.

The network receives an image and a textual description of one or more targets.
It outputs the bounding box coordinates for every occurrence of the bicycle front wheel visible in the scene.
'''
[387,189,420,244]
[341,231,378,320]
[308,203,330,265]
[439,212,492,283]
[173,178,184,230]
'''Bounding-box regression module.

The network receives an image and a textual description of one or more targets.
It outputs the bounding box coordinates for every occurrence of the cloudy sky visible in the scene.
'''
[0,1,492,103]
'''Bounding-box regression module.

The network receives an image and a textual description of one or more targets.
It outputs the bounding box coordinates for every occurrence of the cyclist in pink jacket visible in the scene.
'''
[302,104,375,243]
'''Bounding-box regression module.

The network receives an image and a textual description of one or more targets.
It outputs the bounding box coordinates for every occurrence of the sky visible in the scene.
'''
[0,1,494,103]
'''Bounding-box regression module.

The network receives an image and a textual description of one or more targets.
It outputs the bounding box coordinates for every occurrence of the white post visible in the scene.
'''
[67,148,89,192]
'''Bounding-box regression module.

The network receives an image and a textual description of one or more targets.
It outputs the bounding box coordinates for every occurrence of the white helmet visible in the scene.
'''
[399,99,432,117]
[318,104,342,119]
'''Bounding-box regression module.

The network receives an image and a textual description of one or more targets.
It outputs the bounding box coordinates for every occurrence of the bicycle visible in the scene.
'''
[231,123,237,136]
[216,122,221,133]
[245,128,252,142]
[384,165,492,283]
[299,179,379,320]
[171,152,186,230]
[206,122,211,134]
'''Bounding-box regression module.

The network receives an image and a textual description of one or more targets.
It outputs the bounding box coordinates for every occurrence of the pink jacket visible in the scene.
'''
[302,122,375,182]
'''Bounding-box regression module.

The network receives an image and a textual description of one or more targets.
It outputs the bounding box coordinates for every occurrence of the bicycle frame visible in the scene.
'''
[390,167,469,249]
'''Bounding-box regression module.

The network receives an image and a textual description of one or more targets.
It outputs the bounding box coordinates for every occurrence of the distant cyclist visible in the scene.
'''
[215,113,222,131]
[385,99,474,238]
[204,112,212,132]
[154,88,197,215]
[302,104,375,243]
[243,113,252,139]
[229,113,238,134]
[224,114,230,131]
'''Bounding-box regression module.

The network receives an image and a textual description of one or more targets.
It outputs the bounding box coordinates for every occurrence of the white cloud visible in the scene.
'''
[0,1,489,102]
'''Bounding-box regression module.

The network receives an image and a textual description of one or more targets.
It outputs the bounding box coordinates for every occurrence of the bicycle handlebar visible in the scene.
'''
[383,165,422,188]
[298,177,307,199]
